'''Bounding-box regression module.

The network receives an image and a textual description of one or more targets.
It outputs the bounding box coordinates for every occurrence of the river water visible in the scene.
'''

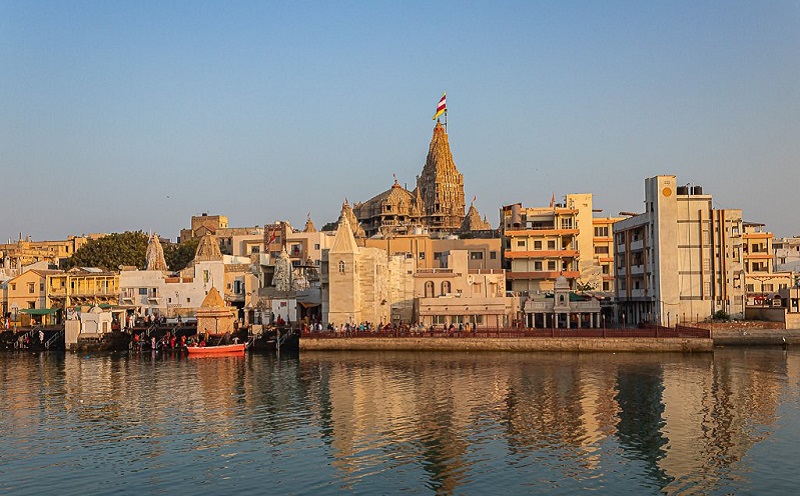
[1,348,799,495]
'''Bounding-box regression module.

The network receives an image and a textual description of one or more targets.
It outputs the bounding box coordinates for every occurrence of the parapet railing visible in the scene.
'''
[301,325,710,339]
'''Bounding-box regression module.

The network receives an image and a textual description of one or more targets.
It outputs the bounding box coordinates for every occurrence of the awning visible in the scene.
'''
[19,308,58,315]
[298,302,321,308]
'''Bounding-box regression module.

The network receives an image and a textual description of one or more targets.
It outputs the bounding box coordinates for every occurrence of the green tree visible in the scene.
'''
[163,237,200,271]
[62,231,149,271]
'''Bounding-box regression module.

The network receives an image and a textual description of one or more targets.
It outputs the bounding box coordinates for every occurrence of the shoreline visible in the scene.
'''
[300,336,713,353]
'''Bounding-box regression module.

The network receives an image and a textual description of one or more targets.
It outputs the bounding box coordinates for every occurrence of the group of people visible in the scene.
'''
[312,321,478,336]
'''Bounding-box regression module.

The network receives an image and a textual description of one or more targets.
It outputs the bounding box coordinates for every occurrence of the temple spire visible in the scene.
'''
[145,233,168,271]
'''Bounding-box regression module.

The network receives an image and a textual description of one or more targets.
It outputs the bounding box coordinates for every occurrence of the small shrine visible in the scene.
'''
[195,286,236,336]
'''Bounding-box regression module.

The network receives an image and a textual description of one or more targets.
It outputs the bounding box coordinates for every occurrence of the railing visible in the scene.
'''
[44,329,64,349]
[301,325,711,340]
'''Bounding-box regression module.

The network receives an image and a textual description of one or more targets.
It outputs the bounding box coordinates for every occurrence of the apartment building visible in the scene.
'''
[500,193,620,295]
[743,223,793,305]
[613,176,745,326]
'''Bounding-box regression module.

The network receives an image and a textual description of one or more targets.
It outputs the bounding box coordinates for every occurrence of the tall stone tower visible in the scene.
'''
[416,122,465,233]
[145,233,168,271]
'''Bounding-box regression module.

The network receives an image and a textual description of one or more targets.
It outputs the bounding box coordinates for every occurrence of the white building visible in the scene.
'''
[614,176,745,326]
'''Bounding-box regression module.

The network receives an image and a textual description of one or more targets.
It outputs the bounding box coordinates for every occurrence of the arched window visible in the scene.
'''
[338,261,345,273]
[442,281,451,294]
[424,281,434,298]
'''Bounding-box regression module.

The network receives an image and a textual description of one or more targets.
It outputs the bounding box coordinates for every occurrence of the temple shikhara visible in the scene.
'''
[352,122,491,238]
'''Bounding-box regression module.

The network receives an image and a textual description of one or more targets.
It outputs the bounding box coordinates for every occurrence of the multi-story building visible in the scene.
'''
[774,236,800,273]
[4,269,61,326]
[0,234,101,278]
[415,250,517,329]
[500,193,620,295]
[322,217,514,327]
[47,268,119,310]
[743,223,793,305]
[613,175,745,326]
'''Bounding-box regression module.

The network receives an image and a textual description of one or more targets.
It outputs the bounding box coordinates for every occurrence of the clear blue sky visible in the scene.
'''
[2,1,799,241]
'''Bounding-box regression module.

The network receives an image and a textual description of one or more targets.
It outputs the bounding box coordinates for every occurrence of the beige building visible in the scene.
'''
[0,234,101,278]
[361,233,502,272]
[47,268,119,310]
[614,176,745,326]
[322,217,415,326]
[743,223,794,305]
[415,250,516,329]
[500,193,621,295]
[4,269,61,326]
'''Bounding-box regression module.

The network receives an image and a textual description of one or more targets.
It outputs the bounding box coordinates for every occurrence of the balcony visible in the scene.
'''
[506,270,580,280]
[504,250,579,259]
[630,239,644,251]
[630,265,645,276]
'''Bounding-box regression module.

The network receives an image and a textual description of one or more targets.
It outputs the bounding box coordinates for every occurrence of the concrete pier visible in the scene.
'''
[300,337,713,353]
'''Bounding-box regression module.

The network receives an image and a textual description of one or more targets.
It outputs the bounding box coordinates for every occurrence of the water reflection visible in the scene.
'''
[0,349,797,495]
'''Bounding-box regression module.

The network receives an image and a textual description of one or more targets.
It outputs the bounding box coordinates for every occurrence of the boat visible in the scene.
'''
[186,343,246,355]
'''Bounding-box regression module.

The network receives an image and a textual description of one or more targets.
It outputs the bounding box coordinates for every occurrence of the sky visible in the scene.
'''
[2,1,799,242]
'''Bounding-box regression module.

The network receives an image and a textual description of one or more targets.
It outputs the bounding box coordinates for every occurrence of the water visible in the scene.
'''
[2,348,799,495]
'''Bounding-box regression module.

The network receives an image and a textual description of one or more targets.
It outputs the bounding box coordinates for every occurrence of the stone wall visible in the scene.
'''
[300,337,712,353]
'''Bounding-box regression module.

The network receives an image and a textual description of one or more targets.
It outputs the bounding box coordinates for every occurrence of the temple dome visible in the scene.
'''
[555,274,570,291]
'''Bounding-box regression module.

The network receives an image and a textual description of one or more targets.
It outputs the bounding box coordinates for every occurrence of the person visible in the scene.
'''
[39,330,45,344]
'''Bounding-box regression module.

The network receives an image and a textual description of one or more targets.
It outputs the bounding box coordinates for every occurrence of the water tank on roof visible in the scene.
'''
[676,186,689,195]
[692,186,703,195]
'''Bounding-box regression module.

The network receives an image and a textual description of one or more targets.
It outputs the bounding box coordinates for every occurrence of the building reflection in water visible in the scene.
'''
[0,348,795,494]
[297,350,790,494]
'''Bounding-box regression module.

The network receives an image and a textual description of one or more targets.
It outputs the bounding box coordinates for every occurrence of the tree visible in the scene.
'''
[62,231,149,271]
[163,237,200,272]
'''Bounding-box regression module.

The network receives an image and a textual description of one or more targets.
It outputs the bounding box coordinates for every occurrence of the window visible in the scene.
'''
[490,251,497,260]
[338,261,345,273]
[594,226,609,237]
[10,283,15,291]
[28,283,35,294]
[187,298,191,303]
[419,252,425,259]
[434,252,442,261]
[470,252,483,260]
[594,246,609,255]
[602,265,609,274]
[603,282,610,291]
[39,283,44,291]
[534,241,542,250]
[139,288,148,295]
[425,281,434,297]
[442,281,451,294]
[250,246,260,253]
[746,284,754,292]
[534,261,543,271]
[561,219,573,229]
[314,244,320,250]
[548,261,556,271]
[547,240,556,250]
[517,240,526,247]
[763,284,774,292]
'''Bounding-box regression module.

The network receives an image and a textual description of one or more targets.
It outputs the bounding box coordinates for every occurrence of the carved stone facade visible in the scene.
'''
[145,233,168,271]
[353,122,484,238]
[416,122,465,233]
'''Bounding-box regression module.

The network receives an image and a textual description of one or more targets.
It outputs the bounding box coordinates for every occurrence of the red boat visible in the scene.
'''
[186,343,246,355]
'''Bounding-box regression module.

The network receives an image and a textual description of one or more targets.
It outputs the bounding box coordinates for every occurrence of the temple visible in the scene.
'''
[353,122,489,238]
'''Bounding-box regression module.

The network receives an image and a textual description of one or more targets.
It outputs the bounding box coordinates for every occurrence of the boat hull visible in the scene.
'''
[186,343,246,355]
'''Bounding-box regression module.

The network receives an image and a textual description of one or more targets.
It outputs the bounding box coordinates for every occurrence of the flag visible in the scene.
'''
[472,195,477,204]
[432,92,446,120]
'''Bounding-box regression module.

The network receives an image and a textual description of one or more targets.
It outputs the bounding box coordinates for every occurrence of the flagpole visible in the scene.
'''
[443,109,447,133]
